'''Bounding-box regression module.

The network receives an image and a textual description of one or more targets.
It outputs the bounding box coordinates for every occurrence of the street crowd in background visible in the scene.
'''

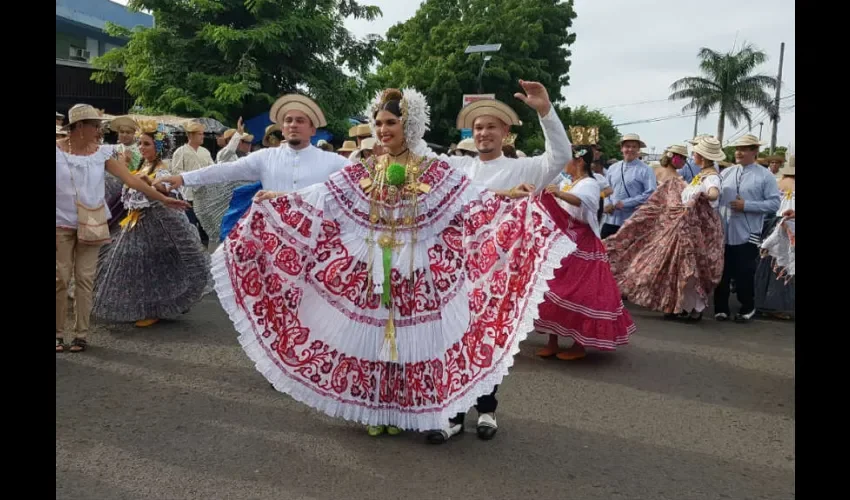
[55,80,794,442]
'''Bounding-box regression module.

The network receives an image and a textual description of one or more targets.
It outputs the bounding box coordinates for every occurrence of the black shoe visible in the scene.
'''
[686,311,703,323]
[734,309,756,323]
[476,413,498,441]
[426,422,464,444]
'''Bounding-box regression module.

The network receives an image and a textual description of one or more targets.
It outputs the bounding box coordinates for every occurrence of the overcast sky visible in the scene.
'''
[346,0,795,151]
[112,0,795,151]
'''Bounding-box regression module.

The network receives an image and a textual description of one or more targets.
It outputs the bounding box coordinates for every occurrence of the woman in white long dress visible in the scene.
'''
[205,88,575,435]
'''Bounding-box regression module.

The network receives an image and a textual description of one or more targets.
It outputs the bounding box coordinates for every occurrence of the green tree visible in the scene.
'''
[760,146,787,159]
[92,0,381,138]
[669,44,778,144]
[372,0,577,150]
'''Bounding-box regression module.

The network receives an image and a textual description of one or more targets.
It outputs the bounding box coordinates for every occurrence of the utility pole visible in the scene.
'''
[693,114,699,139]
[770,42,785,154]
[758,122,764,141]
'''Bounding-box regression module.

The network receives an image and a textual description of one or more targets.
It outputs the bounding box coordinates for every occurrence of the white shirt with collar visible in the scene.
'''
[171,143,215,200]
[181,143,350,193]
[438,108,572,191]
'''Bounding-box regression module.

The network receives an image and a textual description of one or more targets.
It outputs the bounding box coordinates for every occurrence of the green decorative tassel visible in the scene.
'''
[382,246,392,307]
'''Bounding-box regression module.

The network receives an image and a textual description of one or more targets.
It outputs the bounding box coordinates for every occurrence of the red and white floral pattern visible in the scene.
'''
[213,159,574,431]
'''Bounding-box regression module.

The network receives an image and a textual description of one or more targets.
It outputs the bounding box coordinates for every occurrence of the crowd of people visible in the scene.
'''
[55,79,795,443]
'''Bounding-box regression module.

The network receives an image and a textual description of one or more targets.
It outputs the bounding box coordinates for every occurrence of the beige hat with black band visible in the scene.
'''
[731,134,763,147]
[62,103,106,131]
[109,115,139,133]
[692,136,727,162]
[269,94,327,128]
[618,133,647,148]
[456,100,521,129]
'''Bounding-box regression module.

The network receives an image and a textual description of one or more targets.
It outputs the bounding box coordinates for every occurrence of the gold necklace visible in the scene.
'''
[360,152,431,362]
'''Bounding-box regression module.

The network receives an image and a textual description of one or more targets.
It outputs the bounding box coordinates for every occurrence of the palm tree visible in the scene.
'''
[669,44,778,144]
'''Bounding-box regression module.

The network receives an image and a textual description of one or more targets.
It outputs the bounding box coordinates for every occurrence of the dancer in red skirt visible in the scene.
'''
[535,137,635,360]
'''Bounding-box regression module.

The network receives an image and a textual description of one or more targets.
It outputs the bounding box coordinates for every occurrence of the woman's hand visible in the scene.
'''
[782,209,795,219]
[509,183,535,199]
[544,184,559,195]
[153,175,184,191]
[603,204,615,214]
[254,190,285,203]
[161,197,190,211]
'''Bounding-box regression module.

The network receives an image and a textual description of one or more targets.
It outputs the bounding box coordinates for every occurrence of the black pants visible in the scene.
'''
[713,243,760,315]
[185,204,209,246]
[600,223,621,239]
[449,386,498,425]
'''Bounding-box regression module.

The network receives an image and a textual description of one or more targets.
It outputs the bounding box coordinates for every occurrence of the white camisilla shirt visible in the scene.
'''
[181,143,350,193]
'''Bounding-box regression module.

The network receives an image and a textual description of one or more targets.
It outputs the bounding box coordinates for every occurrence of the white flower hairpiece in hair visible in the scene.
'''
[573,148,588,159]
[666,151,674,158]
[366,88,431,156]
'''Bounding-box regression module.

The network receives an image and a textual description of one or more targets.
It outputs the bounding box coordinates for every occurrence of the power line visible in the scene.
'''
[724,109,770,145]
[723,94,795,145]
[614,93,795,128]
[597,98,671,110]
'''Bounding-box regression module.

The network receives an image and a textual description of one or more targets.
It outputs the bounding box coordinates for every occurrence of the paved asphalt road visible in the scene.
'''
[57,296,795,500]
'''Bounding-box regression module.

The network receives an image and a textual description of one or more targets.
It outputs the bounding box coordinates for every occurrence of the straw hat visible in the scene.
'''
[618,133,647,148]
[456,100,521,129]
[687,133,710,145]
[63,104,106,130]
[337,140,358,153]
[692,136,727,162]
[56,125,68,136]
[221,128,238,140]
[456,138,477,153]
[183,120,205,133]
[516,150,527,158]
[262,124,281,147]
[361,137,377,150]
[56,111,65,119]
[355,124,371,138]
[269,94,327,128]
[778,155,795,176]
[765,155,785,163]
[731,134,763,147]
[664,144,689,157]
[109,115,139,132]
[241,134,255,143]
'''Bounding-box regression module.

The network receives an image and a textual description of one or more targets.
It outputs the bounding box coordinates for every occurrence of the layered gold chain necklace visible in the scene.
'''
[359,150,431,361]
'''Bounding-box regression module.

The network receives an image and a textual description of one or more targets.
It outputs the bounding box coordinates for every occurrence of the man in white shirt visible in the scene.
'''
[171,120,215,244]
[155,94,349,204]
[444,81,571,192]
[425,80,572,446]
[215,118,253,164]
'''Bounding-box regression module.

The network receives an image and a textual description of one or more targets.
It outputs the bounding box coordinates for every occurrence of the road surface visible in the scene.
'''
[57,296,795,500]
